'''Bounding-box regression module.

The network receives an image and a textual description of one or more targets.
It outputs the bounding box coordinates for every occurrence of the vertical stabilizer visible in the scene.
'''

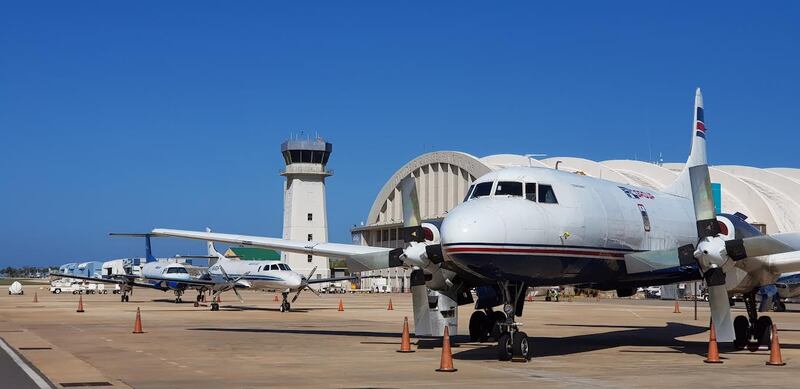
[144,234,157,262]
[205,227,225,266]
[664,88,708,197]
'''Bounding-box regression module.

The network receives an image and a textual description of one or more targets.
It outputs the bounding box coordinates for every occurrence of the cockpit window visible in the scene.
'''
[495,181,522,197]
[278,264,289,270]
[470,182,494,199]
[464,184,475,202]
[524,183,536,201]
[538,184,558,204]
[166,267,188,274]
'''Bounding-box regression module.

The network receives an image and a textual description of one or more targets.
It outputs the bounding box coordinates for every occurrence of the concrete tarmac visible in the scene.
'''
[1,287,799,388]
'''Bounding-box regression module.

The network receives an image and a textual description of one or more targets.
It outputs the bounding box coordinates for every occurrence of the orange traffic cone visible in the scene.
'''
[132,307,144,334]
[388,299,394,311]
[766,324,786,366]
[397,316,414,353]
[33,292,38,303]
[435,326,457,372]
[527,294,533,302]
[217,295,221,303]
[704,321,723,364]
[274,294,279,302]
[673,301,681,313]
[338,298,344,312]
[76,295,85,313]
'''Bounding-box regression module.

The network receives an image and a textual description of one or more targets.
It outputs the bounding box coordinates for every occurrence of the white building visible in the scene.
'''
[352,151,800,292]
[281,137,333,281]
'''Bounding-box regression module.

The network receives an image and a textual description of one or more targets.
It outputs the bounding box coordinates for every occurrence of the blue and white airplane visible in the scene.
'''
[151,89,800,361]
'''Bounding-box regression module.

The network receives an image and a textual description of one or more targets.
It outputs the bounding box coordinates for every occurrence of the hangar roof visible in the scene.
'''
[365,151,800,234]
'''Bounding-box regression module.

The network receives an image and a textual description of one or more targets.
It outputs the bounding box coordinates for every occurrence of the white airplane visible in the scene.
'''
[151,89,800,361]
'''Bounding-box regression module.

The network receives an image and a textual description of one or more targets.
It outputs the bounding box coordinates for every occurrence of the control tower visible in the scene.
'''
[280,136,333,280]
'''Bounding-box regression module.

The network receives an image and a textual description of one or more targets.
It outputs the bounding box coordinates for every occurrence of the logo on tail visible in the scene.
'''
[695,106,706,139]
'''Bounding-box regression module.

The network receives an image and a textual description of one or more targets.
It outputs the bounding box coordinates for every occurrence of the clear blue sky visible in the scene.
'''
[1,1,798,267]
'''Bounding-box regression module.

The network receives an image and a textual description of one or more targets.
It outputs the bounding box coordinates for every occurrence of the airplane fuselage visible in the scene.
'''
[441,167,703,289]
[208,259,303,292]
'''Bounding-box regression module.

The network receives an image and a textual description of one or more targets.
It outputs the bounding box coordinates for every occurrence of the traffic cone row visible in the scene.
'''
[132,307,144,334]
[673,301,681,313]
[338,298,344,311]
[387,299,394,310]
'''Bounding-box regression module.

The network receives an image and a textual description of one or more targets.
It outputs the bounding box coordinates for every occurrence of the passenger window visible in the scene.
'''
[538,184,558,204]
[495,182,522,197]
[525,183,536,201]
[464,185,475,202]
[470,182,494,198]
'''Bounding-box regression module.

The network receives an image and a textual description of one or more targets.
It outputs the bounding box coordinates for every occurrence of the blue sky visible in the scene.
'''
[1,1,798,267]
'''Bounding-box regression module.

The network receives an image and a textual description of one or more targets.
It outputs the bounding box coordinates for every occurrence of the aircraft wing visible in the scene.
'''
[141,275,220,288]
[152,228,404,272]
[49,272,163,290]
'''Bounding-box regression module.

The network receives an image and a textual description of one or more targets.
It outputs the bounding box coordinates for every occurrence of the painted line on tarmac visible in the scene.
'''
[0,337,52,389]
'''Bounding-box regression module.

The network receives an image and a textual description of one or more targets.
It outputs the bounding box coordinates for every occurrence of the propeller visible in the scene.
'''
[218,265,249,303]
[291,266,319,303]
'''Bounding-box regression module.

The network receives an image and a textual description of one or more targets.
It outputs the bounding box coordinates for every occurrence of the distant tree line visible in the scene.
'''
[1,266,55,278]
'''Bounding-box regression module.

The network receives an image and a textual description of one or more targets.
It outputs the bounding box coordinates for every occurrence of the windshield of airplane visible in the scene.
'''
[525,183,536,201]
[270,264,279,271]
[464,184,475,202]
[538,184,558,204]
[495,181,522,197]
[278,264,289,270]
[165,267,188,274]
[470,182,494,199]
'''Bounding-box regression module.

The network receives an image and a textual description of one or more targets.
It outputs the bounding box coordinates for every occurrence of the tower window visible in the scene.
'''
[307,254,313,263]
[307,213,313,221]
[307,234,313,241]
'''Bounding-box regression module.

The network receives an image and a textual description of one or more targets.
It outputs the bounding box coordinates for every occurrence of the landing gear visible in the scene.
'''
[773,299,787,312]
[480,281,531,362]
[734,291,773,351]
[279,292,291,312]
[174,290,183,304]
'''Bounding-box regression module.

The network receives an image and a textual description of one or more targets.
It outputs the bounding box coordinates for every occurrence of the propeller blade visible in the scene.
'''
[307,266,318,280]
[400,175,421,228]
[688,165,720,239]
[218,264,232,281]
[291,288,303,303]
[707,284,735,342]
[725,235,796,260]
[307,286,320,297]
[232,288,244,303]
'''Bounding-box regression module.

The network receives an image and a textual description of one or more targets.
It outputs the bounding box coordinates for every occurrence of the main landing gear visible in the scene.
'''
[174,290,184,304]
[279,292,291,312]
[468,281,531,362]
[120,287,131,302]
[733,291,773,351]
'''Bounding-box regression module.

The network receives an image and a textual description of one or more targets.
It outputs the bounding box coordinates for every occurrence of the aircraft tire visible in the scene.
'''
[469,311,487,342]
[489,311,506,341]
[497,332,513,361]
[211,302,219,311]
[733,315,749,350]
[755,316,773,349]
[512,331,531,361]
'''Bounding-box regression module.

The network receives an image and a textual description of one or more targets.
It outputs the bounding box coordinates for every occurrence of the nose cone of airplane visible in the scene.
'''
[287,272,304,288]
[441,199,507,246]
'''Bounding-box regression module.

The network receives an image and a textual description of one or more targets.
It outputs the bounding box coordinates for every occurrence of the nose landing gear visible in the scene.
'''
[279,292,291,312]
[468,281,532,362]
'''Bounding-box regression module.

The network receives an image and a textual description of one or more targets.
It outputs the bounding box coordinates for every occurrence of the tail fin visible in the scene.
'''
[664,88,708,197]
[205,227,226,266]
[144,234,157,262]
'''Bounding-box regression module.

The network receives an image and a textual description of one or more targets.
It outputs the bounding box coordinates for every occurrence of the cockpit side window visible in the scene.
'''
[270,264,279,271]
[278,264,288,270]
[463,184,475,202]
[470,182,494,199]
[495,181,523,197]
[538,184,558,204]
[166,267,188,274]
[524,183,536,201]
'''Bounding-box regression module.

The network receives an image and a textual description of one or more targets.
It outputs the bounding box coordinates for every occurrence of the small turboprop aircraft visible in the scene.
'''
[50,233,217,303]
[151,89,800,361]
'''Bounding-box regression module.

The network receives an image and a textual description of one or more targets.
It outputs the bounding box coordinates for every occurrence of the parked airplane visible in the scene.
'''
[151,89,800,361]
[50,233,217,303]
